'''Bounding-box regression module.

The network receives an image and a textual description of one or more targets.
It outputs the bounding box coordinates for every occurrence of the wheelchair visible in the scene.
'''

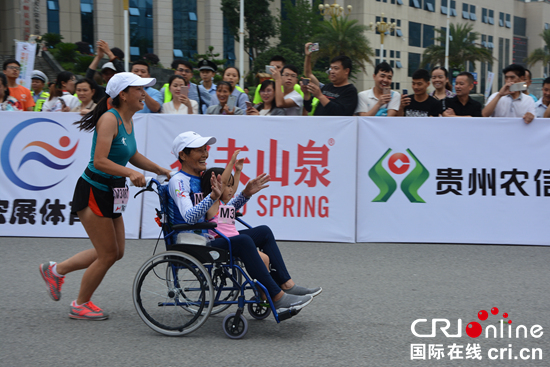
[132,178,301,339]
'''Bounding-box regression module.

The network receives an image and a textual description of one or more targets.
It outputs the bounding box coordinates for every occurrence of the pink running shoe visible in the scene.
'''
[69,301,109,320]
[39,262,64,301]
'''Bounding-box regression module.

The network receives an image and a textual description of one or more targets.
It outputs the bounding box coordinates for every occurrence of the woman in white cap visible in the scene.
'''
[167,131,321,316]
[39,72,172,321]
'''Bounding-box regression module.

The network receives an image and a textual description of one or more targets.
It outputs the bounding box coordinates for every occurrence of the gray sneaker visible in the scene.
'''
[284,285,322,297]
[273,293,313,314]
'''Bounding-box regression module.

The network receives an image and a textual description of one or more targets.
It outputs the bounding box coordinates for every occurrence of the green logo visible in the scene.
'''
[369,148,429,203]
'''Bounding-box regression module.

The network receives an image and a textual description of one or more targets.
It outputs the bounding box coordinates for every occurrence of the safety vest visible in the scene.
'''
[162,83,171,103]
[31,90,50,112]
[253,82,304,104]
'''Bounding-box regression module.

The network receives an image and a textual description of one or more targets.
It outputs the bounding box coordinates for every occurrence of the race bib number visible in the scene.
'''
[193,192,204,206]
[113,186,129,213]
[218,204,235,225]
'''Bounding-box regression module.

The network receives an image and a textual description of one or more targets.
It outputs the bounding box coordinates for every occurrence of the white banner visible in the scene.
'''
[15,41,36,89]
[357,117,550,246]
[0,112,145,239]
[140,115,358,243]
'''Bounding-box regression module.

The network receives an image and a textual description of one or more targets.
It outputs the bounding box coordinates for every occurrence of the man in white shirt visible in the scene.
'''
[355,62,401,116]
[482,64,535,124]
[536,77,550,118]
[272,64,303,116]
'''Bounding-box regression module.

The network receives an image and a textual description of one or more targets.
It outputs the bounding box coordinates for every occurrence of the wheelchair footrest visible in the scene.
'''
[277,307,301,322]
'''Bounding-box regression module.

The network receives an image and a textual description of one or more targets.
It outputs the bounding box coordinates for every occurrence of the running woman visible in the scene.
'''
[40,72,171,320]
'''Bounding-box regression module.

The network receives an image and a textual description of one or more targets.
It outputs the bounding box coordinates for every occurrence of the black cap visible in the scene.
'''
[198,59,217,72]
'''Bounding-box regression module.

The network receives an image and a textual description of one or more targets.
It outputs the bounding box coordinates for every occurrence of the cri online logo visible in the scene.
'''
[369,148,429,203]
[1,118,79,191]
[411,307,543,339]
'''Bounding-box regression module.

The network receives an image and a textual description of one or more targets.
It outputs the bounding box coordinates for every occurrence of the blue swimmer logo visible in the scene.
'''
[1,118,79,191]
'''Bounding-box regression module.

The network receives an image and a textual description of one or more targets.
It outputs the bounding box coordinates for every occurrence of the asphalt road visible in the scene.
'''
[1,237,548,367]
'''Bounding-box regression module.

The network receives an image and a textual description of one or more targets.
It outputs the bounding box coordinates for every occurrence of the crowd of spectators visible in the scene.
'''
[2,39,549,122]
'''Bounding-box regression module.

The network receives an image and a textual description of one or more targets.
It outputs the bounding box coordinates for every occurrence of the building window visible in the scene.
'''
[498,37,504,88]
[390,50,395,58]
[499,12,504,27]
[80,0,94,46]
[441,26,447,47]
[462,3,469,20]
[488,10,494,25]
[514,17,526,37]
[408,52,421,77]
[450,0,456,16]
[129,0,153,61]
[481,34,486,48]
[423,24,434,48]
[488,35,494,49]
[469,5,476,21]
[482,8,487,23]
[173,0,198,60]
[505,14,511,28]
[396,51,401,58]
[409,22,421,47]
[396,29,403,37]
[47,0,60,34]
[396,61,403,69]
[441,0,448,15]
[425,0,435,12]
[397,0,403,5]
[410,0,420,9]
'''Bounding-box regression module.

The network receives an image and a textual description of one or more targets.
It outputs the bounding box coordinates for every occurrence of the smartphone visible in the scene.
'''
[227,95,237,110]
[308,43,320,53]
[180,85,188,97]
[245,101,253,109]
[265,65,273,75]
[302,78,310,86]
[402,89,408,95]
[509,82,527,92]
[383,87,391,95]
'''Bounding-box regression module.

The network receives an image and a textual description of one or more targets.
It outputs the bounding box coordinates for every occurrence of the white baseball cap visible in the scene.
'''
[101,62,117,72]
[105,72,156,98]
[172,131,216,158]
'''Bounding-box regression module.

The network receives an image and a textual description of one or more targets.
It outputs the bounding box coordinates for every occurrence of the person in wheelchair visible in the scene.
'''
[168,131,322,315]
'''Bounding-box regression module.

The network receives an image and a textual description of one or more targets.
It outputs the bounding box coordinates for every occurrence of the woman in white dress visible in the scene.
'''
[161,75,198,114]
[42,71,80,112]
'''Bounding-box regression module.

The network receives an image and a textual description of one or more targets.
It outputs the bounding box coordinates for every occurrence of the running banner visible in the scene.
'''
[0,113,145,239]
[140,114,358,243]
[357,117,550,245]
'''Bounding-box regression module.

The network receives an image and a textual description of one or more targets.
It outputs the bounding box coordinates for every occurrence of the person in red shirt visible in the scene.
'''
[2,59,35,111]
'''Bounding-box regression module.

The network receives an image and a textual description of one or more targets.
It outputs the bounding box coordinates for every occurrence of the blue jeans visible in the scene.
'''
[209,225,291,298]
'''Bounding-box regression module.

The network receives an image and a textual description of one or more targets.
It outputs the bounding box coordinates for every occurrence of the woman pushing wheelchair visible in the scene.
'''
[167,131,322,315]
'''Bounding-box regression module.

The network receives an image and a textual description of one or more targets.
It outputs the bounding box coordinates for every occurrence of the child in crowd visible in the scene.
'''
[200,151,270,269]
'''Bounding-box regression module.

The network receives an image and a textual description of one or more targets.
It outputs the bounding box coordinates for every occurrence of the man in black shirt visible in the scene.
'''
[303,55,358,116]
[442,72,482,117]
[399,69,442,117]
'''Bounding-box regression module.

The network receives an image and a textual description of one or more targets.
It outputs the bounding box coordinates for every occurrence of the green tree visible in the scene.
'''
[277,0,324,54]
[421,23,493,70]
[312,16,373,75]
[221,0,277,61]
[525,29,550,71]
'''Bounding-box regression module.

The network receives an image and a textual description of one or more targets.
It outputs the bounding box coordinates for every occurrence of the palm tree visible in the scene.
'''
[525,29,550,71]
[421,23,493,70]
[313,16,374,74]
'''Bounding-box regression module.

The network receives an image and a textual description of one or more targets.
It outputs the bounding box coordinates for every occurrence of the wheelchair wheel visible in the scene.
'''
[222,312,248,339]
[133,251,214,336]
[209,263,243,315]
[248,301,271,320]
